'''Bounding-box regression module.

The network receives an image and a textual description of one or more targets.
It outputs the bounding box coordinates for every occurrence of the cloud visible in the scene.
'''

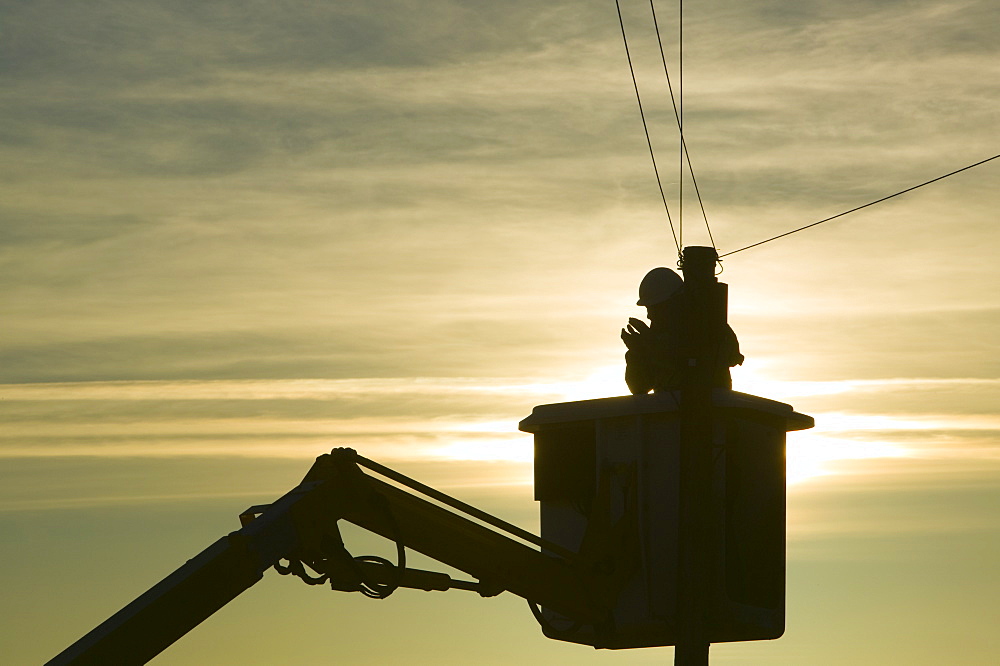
[0,453,532,511]
[0,376,587,464]
[730,306,1000,383]
[3,5,999,665]
[1,0,997,494]
[0,207,149,248]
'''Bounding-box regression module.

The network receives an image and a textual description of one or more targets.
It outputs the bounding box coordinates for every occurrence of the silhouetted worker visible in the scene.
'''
[622,267,744,394]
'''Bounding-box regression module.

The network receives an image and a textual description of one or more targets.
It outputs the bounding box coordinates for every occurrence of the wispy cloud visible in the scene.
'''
[4,376,997,501]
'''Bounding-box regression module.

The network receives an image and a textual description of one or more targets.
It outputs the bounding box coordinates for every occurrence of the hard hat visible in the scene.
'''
[636,267,682,306]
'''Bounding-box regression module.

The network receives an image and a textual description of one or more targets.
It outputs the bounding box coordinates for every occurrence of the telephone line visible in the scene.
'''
[615,0,680,253]
[719,153,1000,257]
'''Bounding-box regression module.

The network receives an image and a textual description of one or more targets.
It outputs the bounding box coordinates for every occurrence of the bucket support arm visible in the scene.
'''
[48,448,610,665]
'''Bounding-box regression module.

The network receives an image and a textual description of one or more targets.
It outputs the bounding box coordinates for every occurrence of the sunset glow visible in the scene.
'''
[3,1,999,664]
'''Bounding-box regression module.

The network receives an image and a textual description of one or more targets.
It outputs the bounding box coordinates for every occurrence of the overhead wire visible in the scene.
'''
[648,0,715,250]
[719,153,1000,257]
[618,4,995,261]
[615,0,680,253]
[678,0,683,248]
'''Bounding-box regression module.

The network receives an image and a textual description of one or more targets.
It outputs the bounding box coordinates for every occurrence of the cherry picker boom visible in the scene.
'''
[47,247,814,666]
[47,447,617,665]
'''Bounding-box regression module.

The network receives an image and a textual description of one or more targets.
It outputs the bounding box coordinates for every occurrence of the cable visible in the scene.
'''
[354,453,579,562]
[719,153,1000,257]
[615,0,680,253]
[649,1,715,252]
[527,600,583,636]
[678,0,683,248]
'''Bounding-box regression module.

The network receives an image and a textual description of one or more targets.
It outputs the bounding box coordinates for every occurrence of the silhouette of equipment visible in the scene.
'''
[623,253,744,395]
[48,247,813,666]
[47,448,607,665]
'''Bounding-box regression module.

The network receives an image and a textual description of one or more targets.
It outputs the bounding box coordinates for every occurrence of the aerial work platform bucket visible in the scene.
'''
[519,390,813,649]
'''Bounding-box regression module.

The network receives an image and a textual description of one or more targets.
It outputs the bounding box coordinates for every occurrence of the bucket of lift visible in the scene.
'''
[519,389,813,649]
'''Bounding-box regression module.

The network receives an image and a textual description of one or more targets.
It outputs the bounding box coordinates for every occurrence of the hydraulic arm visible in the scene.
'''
[48,448,615,665]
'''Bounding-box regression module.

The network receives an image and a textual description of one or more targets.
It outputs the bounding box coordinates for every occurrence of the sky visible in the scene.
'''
[1,0,998,663]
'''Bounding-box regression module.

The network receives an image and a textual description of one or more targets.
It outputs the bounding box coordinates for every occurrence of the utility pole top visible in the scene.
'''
[679,246,718,286]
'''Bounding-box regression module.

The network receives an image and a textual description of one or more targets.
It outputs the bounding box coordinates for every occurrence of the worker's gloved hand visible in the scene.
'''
[621,317,652,350]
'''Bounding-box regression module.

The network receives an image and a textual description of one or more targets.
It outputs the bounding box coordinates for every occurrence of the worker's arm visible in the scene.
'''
[623,318,655,395]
